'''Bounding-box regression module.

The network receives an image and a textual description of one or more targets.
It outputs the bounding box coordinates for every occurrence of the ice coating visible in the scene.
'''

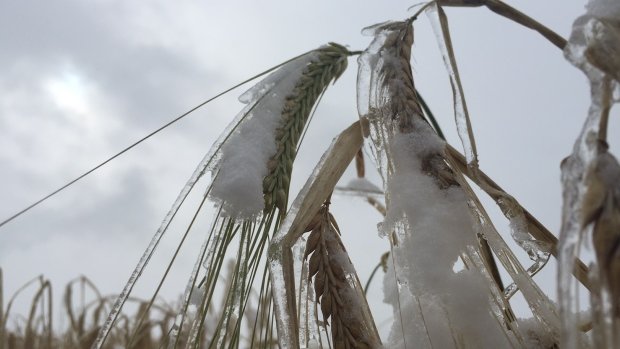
[268,257,293,347]
[425,3,478,168]
[167,226,212,349]
[559,0,620,347]
[210,52,318,218]
[516,317,559,348]
[380,133,509,348]
[357,20,509,347]
[93,139,227,348]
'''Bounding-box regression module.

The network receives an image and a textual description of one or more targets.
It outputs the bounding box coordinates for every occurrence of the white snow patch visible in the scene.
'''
[381,130,509,348]
[210,53,317,218]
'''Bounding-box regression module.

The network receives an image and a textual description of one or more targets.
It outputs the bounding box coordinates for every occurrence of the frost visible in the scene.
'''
[210,52,317,218]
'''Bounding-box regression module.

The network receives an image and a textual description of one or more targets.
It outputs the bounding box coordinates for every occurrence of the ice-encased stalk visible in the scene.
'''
[425,4,478,168]
[92,117,250,348]
[268,120,366,349]
[166,209,223,349]
[357,19,510,348]
[559,3,620,347]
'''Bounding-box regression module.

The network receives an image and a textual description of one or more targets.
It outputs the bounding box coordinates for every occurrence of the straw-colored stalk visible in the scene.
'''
[304,205,381,348]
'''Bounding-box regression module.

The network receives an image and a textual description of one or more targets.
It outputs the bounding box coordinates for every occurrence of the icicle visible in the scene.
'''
[425,3,478,168]
[559,1,620,347]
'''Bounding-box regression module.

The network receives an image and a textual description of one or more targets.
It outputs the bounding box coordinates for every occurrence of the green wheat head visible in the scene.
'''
[263,43,350,212]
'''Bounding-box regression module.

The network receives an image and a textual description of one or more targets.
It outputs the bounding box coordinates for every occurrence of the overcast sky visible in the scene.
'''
[1,0,616,337]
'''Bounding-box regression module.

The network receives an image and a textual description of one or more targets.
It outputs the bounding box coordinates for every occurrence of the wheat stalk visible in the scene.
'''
[304,204,381,348]
[263,43,350,211]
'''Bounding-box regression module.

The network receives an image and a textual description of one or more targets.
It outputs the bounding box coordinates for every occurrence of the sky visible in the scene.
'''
[0,0,617,339]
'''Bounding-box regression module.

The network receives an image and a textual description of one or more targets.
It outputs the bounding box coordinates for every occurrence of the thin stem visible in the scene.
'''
[438,0,567,49]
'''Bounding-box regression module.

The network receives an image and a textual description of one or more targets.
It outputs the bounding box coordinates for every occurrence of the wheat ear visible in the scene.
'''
[304,204,381,349]
[263,43,350,211]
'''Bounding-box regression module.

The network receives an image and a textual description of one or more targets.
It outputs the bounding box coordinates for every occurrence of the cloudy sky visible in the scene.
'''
[0,0,616,336]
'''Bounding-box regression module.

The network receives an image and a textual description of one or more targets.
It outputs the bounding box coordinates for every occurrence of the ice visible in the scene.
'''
[357,20,414,181]
[559,0,620,346]
[169,212,223,348]
[381,133,509,348]
[167,223,213,349]
[502,210,551,299]
[293,237,318,346]
[268,257,293,347]
[425,3,554,282]
[92,146,225,348]
[357,19,510,347]
[587,0,620,18]
[96,79,273,348]
[300,339,319,349]
[210,53,317,218]
[516,317,559,349]
[426,3,478,168]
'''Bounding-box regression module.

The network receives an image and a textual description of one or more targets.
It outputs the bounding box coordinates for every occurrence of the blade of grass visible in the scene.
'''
[438,0,567,49]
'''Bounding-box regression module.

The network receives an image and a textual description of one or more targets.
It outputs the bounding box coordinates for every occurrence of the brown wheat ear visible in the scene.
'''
[303,204,381,349]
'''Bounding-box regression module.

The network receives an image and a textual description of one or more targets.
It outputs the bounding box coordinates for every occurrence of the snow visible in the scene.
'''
[210,52,317,218]
[356,19,513,347]
[517,317,559,349]
[380,132,510,348]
